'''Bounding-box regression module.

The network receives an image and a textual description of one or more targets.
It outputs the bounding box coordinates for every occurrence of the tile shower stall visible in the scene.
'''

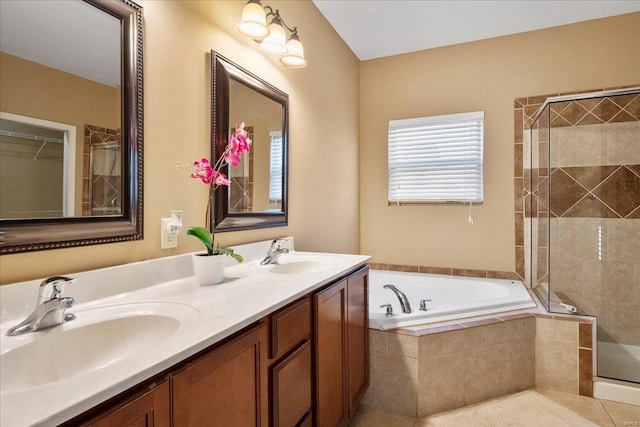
[526,87,640,385]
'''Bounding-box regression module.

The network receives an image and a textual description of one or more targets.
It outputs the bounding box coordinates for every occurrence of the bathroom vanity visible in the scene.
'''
[0,240,369,426]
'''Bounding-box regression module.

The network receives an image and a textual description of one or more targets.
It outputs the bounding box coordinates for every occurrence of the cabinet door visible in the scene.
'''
[314,279,347,427]
[346,268,369,416]
[271,341,312,426]
[172,323,267,427]
[87,380,170,427]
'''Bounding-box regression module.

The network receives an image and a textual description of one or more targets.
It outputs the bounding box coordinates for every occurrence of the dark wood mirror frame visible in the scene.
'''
[0,0,144,255]
[211,51,288,233]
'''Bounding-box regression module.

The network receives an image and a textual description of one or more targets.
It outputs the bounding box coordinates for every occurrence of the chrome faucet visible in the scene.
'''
[6,276,77,336]
[383,284,412,313]
[260,239,290,265]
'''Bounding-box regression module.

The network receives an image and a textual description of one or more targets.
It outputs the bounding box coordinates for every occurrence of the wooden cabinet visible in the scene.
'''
[63,266,368,427]
[314,267,369,427]
[172,323,267,427]
[346,268,369,414]
[68,380,171,427]
[314,278,348,427]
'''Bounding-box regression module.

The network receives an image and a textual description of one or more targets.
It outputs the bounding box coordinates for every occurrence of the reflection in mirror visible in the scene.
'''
[228,80,283,213]
[212,51,288,232]
[0,0,143,254]
[0,0,121,219]
[1,114,75,219]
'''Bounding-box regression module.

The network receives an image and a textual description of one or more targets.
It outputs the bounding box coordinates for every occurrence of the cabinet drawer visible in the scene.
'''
[271,296,311,359]
[271,341,312,427]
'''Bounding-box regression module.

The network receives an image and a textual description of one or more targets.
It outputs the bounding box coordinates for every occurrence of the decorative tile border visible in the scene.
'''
[547,165,640,218]
[368,263,521,280]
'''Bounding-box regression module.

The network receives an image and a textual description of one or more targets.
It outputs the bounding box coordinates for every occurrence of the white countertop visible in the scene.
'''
[0,240,370,426]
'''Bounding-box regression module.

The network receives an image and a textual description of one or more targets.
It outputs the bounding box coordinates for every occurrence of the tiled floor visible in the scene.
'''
[348,389,640,427]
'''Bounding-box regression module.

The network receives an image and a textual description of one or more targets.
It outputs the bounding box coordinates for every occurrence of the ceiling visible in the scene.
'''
[312,0,640,61]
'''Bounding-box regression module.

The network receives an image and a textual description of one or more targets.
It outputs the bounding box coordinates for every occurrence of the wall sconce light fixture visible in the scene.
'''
[237,0,307,68]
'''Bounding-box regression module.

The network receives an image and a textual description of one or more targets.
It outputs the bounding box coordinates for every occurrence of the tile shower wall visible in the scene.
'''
[516,88,640,348]
[82,125,121,216]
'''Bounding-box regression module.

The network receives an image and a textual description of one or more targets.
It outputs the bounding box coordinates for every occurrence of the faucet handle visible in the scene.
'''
[419,299,431,311]
[39,276,76,300]
[271,238,290,249]
[380,304,393,317]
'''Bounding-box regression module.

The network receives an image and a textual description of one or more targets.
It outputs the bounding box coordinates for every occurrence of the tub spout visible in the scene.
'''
[383,284,412,314]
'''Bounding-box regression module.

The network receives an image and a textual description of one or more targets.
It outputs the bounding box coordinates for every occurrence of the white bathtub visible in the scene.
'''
[369,270,537,330]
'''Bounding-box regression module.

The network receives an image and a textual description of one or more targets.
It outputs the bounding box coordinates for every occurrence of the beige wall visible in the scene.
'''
[360,13,640,272]
[0,0,360,284]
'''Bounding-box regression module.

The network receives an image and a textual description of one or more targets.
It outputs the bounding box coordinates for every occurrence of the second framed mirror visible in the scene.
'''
[211,51,288,232]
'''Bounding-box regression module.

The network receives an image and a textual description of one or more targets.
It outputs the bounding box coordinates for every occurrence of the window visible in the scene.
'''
[269,131,283,202]
[388,111,484,204]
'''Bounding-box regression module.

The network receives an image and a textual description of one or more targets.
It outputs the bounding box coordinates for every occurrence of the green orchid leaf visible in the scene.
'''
[212,247,243,263]
[187,226,213,255]
[187,227,242,261]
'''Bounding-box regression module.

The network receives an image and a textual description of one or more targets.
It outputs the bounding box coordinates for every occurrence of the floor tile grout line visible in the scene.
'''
[597,398,617,425]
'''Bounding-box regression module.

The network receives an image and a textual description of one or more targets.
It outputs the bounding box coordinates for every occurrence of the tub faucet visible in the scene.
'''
[6,276,77,336]
[260,239,290,265]
[383,284,412,314]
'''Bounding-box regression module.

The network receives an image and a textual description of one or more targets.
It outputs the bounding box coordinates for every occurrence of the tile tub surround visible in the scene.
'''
[363,314,594,418]
[0,238,371,426]
[363,316,536,418]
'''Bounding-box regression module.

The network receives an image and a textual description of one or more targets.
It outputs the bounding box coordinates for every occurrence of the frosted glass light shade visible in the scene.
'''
[260,19,287,53]
[236,1,269,39]
[280,36,307,68]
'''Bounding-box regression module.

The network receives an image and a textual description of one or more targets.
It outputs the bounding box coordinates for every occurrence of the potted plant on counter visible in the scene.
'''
[179,123,250,285]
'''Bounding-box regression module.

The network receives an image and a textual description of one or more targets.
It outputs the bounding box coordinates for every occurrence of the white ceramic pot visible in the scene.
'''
[192,253,226,286]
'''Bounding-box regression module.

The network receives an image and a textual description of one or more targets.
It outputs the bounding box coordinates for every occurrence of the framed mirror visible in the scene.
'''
[212,51,288,232]
[0,0,143,254]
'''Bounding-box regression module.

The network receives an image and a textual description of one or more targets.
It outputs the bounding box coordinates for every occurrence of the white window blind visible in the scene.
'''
[388,111,484,203]
[269,131,283,202]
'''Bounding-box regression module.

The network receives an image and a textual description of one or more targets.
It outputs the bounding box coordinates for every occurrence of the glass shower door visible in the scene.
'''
[536,90,640,384]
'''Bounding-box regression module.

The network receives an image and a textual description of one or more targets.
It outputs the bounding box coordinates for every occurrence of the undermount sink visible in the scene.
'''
[1,302,198,393]
[268,256,338,275]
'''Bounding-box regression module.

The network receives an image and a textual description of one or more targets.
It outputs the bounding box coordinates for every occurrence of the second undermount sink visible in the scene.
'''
[268,256,338,275]
[0,302,199,393]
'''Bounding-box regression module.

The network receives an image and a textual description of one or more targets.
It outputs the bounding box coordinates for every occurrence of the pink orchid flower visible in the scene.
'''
[231,123,252,154]
[181,122,251,189]
[190,158,213,184]
[211,170,230,186]
[228,134,240,153]
[225,150,241,167]
[235,122,247,137]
